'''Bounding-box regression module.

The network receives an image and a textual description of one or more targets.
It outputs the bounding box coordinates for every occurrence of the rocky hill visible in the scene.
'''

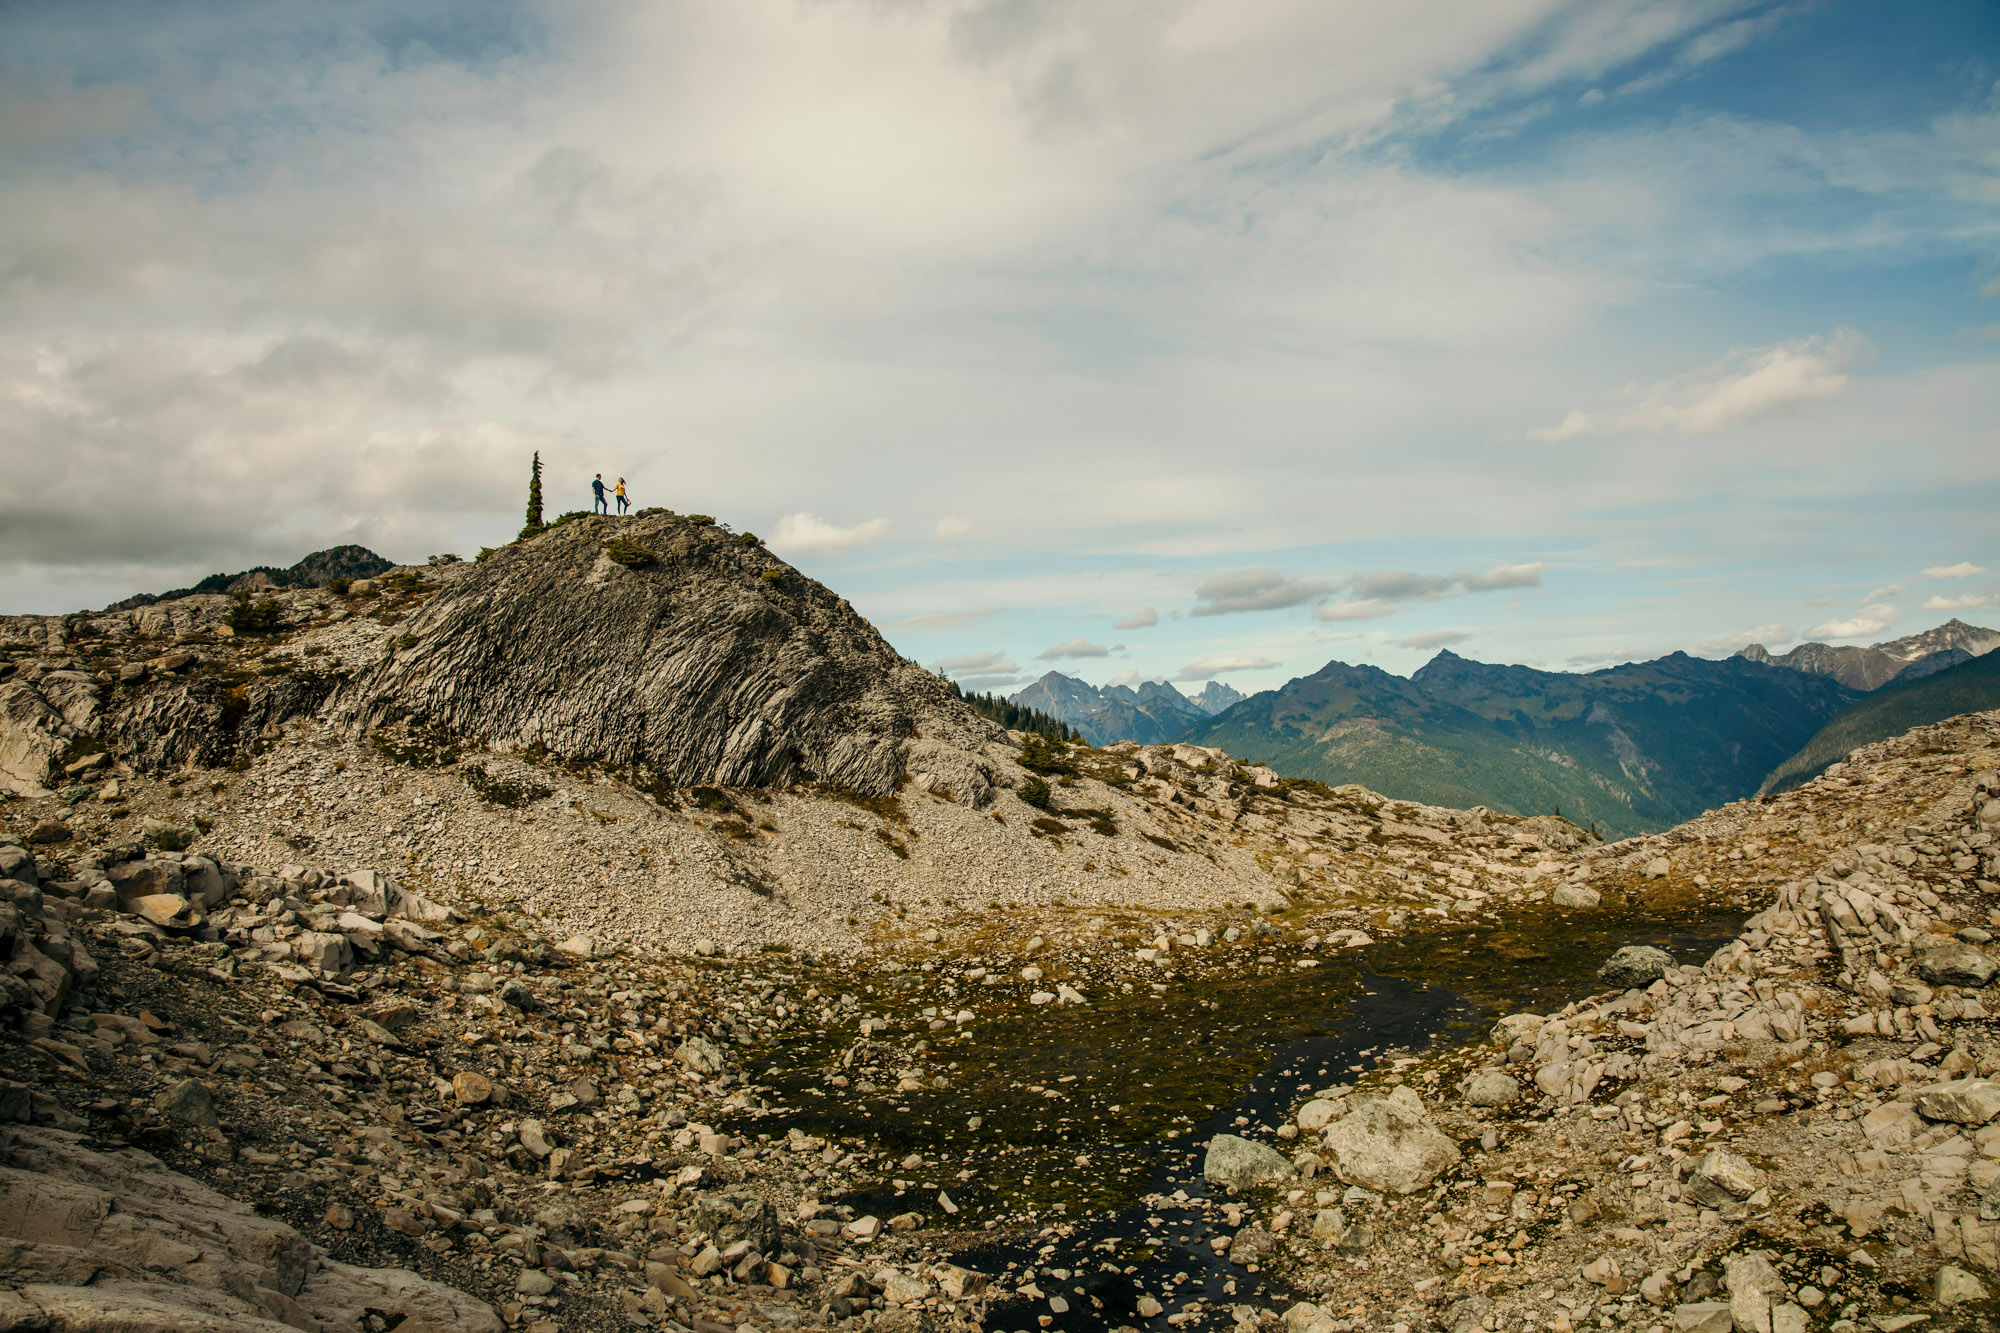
[1735,618,1999,692]
[1181,649,1858,839]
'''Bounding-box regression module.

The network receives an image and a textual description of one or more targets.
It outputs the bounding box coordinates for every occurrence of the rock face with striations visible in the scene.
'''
[318,514,997,799]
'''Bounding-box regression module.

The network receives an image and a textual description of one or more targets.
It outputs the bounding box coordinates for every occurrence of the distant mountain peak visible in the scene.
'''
[1010,672,1233,746]
[1734,617,1998,691]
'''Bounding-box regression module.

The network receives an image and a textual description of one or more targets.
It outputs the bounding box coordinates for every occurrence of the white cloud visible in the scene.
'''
[1460,562,1544,592]
[1190,568,1337,616]
[1196,561,1543,618]
[1314,598,1396,622]
[933,650,1016,675]
[890,609,1000,629]
[1924,592,1996,613]
[769,512,892,556]
[1534,328,1874,439]
[1395,629,1472,651]
[1173,653,1280,682]
[1690,623,1792,657]
[933,516,973,540]
[1925,562,1986,579]
[1867,584,1903,600]
[1112,607,1158,629]
[932,650,1023,689]
[1807,603,1898,640]
[1038,636,1110,660]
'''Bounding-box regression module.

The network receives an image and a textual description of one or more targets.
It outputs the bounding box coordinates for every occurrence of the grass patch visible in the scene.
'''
[604,537,657,568]
[223,591,284,634]
[1017,733,1076,776]
[1016,777,1054,809]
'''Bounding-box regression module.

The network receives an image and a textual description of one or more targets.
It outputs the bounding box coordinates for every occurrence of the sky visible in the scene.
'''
[3,1,1997,698]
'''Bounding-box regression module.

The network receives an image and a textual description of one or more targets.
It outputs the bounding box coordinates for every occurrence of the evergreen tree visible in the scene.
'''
[522,451,544,536]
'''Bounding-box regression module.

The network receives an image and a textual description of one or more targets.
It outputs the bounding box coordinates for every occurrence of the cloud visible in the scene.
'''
[1112,607,1158,629]
[1534,328,1874,439]
[1395,630,1472,651]
[769,512,891,556]
[1314,598,1397,622]
[933,650,1016,675]
[1173,653,1280,682]
[1038,636,1110,660]
[1690,623,1792,657]
[1807,603,1898,640]
[1460,562,1544,591]
[1867,584,1903,600]
[1195,561,1542,618]
[933,516,973,539]
[931,650,1024,690]
[1924,592,1996,613]
[1189,568,1336,616]
[1925,563,1987,579]
[889,609,1000,630]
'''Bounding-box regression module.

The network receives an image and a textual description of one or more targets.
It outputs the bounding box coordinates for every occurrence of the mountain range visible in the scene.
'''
[1760,646,2000,794]
[1011,672,1244,746]
[1733,617,1999,690]
[1013,617,1999,839]
[1176,650,1859,839]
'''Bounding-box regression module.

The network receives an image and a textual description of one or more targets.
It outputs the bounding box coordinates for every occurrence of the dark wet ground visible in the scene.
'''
[741,907,1744,1331]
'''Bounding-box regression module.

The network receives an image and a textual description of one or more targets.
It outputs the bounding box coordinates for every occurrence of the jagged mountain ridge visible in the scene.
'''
[1734,617,1999,692]
[1009,671,1241,746]
[104,544,394,612]
[1180,649,1858,838]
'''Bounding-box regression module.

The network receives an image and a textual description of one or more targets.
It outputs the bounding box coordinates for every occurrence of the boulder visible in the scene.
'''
[1296,1099,1345,1133]
[1318,1096,1461,1194]
[694,1193,782,1254]
[1687,1149,1765,1205]
[129,894,200,930]
[1551,883,1601,908]
[1284,1302,1340,1333]
[293,931,352,973]
[153,1079,221,1132]
[1672,1303,1732,1333]
[1724,1253,1785,1333]
[107,859,184,902]
[677,1036,728,1074]
[1912,1078,2000,1126]
[1597,945,1674,988]
[1202,1134,1298,1191]
[1490,1013,1545,1047]
[1461,1070,1521,1107]
[1915,940,1996,988]
[0,845,38,884]
[1934,1264,1989,1306]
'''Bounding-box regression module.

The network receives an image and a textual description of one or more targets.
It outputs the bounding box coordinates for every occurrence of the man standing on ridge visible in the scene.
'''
[591,473,608,514]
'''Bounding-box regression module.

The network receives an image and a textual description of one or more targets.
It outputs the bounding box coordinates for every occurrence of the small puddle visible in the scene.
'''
[742,908,1742,1330]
